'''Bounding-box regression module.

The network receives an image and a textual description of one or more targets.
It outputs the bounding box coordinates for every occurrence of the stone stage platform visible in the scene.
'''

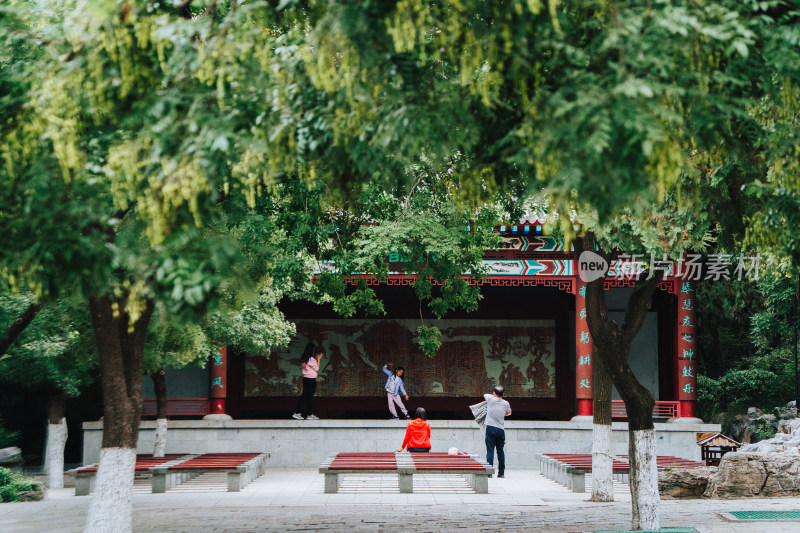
[82,419,720,468]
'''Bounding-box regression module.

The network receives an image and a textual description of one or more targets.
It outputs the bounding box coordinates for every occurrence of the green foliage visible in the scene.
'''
[284,0,793,224]
[144,315,212,374]
[697,368,792,422]
[416,325,442,357]
[205,277,296,358]
[696,374,722,422]
[750,417,777,442]
[695,264,798,431]
[0,291,96,397]
[0,420,19,449]
[0,467,36,503]
[696,275,762,378]
[0,0,798,377]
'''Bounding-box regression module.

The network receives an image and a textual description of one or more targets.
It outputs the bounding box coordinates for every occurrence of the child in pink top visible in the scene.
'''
[293,343,324,420]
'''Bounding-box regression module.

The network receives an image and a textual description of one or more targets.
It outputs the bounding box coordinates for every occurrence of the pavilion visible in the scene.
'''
[83,221,718,467]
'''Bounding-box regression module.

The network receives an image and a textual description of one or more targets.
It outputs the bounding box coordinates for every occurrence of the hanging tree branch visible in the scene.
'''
[0,303,41,356]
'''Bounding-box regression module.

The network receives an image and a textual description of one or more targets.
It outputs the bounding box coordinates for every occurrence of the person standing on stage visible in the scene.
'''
[383,362,410,419]
[484,385,512,477]
[292,343,323,420]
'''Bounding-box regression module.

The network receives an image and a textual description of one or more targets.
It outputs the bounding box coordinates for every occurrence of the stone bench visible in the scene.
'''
[150,452,270,493]
[319,452,493,494]
[75,454,190,496]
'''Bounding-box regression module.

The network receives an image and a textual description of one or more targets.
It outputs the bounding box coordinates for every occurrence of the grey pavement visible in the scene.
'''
[1,468,800,532]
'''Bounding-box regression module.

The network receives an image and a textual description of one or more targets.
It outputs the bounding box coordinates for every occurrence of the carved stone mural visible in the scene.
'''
[244,319,556,398]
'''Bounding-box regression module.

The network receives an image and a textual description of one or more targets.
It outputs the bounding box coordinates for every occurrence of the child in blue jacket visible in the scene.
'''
[383,363,410,419]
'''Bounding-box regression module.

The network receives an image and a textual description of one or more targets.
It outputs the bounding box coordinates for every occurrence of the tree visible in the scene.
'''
[0,4,396,528]
[143,318,212,457]
[0,290,97,490]
[0,3,306,530]
[567,176,711,518]
[696,265,798,435]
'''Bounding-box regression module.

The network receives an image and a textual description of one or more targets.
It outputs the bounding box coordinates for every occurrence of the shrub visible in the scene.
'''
[0,467,37,503]
[698,368,791,418]
[750,417,777,442]
[697,374,722,421]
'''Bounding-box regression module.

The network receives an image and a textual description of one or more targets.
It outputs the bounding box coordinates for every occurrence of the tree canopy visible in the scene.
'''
[2,1,800,529]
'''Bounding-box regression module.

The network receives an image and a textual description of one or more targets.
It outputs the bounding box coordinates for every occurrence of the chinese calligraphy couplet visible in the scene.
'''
[209,345,228,415]
[575,280,593,416]
[675,281,697,416]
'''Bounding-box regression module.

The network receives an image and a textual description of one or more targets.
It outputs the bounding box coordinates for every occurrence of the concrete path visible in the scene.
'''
[1,468,799,532]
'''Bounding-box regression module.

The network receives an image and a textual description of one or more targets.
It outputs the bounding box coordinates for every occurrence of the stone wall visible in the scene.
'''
[82,420,718,468]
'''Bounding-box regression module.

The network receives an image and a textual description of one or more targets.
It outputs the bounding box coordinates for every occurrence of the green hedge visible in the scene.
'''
[0,467,37,503]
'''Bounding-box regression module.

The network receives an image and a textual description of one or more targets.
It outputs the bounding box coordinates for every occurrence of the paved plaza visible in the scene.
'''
[1,468,799,532]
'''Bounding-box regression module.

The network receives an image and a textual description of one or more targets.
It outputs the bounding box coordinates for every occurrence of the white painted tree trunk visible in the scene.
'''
[591,423,614,501]
[153,418,167,458]
[46,417,68,489]
[629,429,660,531]
[85,447,136,533]
[43,424,50,478]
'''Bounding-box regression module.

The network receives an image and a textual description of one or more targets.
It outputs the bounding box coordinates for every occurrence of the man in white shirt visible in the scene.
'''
[484,385,512,478]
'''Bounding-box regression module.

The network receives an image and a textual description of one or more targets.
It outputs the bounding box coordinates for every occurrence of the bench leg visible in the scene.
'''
[324,472,339,494]
[472,474,489,494]
[569,472,585,493]
[75,476,92,496]
[152,472,167,494]
[228,471,242,492]
[398,473,413,494]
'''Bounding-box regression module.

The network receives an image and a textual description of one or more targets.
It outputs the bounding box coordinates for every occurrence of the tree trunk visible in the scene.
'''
[85,294,153,533]
[0,303,40,355]
[581,233,661,530]
[610,347,658,529]
[591,353,614,502]
[151,369,168,458]
[43,390,68,490]
[629,428,659,530]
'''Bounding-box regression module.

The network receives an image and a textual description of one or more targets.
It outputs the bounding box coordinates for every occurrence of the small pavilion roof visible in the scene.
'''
[696,432,740,447]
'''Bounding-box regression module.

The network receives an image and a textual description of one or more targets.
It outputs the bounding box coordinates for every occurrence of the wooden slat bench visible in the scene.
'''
[539,454,630,493]
[410,452,494,494]
[617,455,704,470]
[319,452,493,494]
[75,454,190,496]
[539,453,703,493]
[150,452,270,493]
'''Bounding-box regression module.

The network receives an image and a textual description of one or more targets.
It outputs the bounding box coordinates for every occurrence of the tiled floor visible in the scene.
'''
[2,468,800,532]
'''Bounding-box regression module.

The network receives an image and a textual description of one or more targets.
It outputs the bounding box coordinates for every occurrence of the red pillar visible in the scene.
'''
[209,345,227,415]
[575,279,594,416]
[675,281,698,418]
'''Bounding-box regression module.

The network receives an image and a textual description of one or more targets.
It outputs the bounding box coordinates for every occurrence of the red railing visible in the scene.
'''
[611,400,679,419]
[142,398,209,417]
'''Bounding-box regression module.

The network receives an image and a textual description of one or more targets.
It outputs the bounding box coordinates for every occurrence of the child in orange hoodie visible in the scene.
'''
[396,407,431,452]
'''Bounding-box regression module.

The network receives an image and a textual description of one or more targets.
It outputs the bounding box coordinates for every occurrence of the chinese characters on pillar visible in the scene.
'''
[575,280,593,400]
[676,282,697,400]
[210,347,227,396]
